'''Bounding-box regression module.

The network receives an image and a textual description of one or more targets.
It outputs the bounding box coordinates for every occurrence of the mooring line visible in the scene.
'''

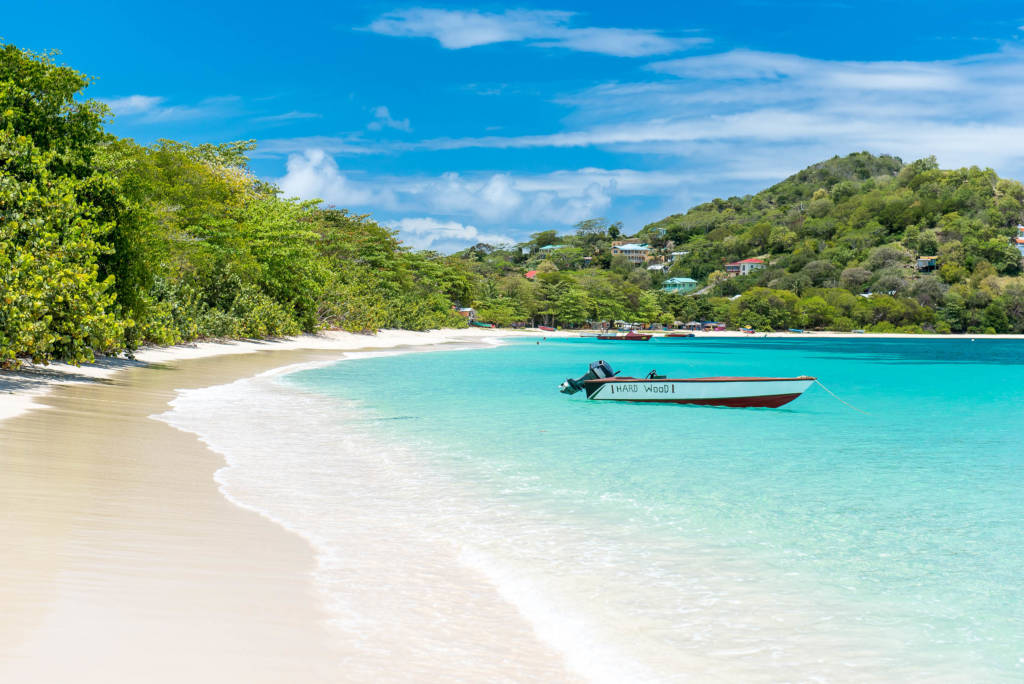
[814,379,870,415]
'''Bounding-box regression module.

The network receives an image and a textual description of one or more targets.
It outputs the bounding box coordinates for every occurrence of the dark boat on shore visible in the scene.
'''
[596,332,652,341]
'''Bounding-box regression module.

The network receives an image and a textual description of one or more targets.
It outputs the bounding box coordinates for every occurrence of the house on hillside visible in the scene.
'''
[538,244,566,255]
[661,277,698,294]
[915,256,938,272]
[724,258,766,277]
[611,242,651,265]
[455,307,476,321]
[524,270,537,280]
[1015,225,1024,259]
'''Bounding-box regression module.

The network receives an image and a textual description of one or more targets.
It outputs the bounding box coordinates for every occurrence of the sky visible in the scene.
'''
[6,1,1024,251]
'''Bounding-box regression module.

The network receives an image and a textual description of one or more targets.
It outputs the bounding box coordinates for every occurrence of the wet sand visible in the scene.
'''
[0,351,348,683]
[0,341,574,683]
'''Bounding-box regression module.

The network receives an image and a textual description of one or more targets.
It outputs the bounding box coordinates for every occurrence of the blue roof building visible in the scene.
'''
[661,277,698,294]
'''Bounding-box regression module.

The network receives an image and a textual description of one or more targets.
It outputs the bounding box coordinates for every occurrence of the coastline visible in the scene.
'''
[1,328,570,425]
[2,327,1020,682]
[0,328,575,683]
[2,323,1019,425]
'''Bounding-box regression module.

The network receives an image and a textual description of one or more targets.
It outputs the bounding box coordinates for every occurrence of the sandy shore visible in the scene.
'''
[0,328,576,683]
[2,326,1017,682]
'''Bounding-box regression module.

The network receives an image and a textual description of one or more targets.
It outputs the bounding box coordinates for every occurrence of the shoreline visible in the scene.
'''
[2,328,1021,681]
[0,327,575,683]
[0,327,573,425]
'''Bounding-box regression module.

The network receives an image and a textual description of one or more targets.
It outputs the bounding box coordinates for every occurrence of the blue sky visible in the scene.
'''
[6,1,1024,251]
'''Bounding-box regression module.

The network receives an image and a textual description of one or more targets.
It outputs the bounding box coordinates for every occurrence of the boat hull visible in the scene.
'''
[596,335,651,341]
[582,377,815,408]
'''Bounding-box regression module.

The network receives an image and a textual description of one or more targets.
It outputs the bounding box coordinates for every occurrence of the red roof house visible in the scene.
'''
[724,258,766,277]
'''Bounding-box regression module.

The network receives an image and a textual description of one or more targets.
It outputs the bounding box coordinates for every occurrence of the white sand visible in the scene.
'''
[0,327,574,425]
[0,328,577,683]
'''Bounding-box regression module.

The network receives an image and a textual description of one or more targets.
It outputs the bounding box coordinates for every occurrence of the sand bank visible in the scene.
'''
[1,327,569,425]
[0,329,574,683]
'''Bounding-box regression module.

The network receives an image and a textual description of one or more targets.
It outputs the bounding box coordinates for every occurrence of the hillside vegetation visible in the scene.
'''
[6,41,1024,370]
[455,153,1024,334]
[1,44,468,366]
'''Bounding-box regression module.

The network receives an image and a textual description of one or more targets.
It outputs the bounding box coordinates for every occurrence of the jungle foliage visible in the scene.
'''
[1,44,466,366]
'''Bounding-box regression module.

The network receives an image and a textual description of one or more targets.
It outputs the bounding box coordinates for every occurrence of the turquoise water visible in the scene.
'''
[278,337,1023,680]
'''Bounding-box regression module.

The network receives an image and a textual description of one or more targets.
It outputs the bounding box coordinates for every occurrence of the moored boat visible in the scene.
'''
[664,332,695,338]
[596,332,652,341]
[559,361,815,408]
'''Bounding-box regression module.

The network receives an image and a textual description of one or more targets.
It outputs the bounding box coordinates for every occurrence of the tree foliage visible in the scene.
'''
[0,44,468,366]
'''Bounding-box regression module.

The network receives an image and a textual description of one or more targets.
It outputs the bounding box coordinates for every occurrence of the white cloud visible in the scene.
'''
[365,8,706,57]
[394,47,1024,176]
[367,105,411,132]
[648,49,962,91]
[255,110,322,123]
[277,149,395,207]
[254,136,375,158]
[100,94,239,123]
[102,94,164,116]
[388,217,515,251]
[273,149,691,247]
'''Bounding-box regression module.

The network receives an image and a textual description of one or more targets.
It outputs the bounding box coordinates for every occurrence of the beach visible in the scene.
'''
[3,329,1023,683]
[0,329,575,683]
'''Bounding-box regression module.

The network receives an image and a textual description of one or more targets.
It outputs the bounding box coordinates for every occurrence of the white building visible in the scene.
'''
[611,242,651,265]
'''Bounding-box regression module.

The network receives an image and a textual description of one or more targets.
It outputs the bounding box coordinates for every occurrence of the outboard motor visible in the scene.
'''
[559,360,616,394]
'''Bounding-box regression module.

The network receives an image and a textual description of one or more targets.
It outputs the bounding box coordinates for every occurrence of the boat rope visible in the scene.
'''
[814,379,870,415]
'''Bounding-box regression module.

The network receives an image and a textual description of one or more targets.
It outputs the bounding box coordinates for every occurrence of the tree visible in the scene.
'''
[552,287,590,327]
[634,291,663,325]
[1,43,125,365]
[732,288,801,329]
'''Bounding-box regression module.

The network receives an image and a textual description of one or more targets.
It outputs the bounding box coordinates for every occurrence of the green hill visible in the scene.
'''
[456,153,1024,333]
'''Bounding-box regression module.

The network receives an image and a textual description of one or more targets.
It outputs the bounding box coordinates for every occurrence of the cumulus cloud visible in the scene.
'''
[277,149,395,207]
[367,106,411,132]
[365,8,706,57]
[273,149,690,248]
[388,217,515,252]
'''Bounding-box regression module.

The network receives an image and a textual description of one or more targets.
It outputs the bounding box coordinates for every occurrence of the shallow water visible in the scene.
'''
[161,338,1024,681]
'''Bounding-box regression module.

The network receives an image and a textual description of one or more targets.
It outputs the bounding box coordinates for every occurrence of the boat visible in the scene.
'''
[596,332,652,341]
[471,320,494,328]
[559,361,815,408]
[664,332,695,338]
[538,325,556,331]
[788,328,804,333]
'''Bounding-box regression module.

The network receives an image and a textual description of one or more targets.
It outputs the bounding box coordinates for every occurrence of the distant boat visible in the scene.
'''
[788,328,804,333]
[471,321,494,328]
[740,327,756,334]
[663,332,696,338]
[538,325,556,331]
[597,332,652,341]
[559,361,815,408]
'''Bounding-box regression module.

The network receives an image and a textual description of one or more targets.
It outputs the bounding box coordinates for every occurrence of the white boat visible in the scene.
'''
[559,361,814,408]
